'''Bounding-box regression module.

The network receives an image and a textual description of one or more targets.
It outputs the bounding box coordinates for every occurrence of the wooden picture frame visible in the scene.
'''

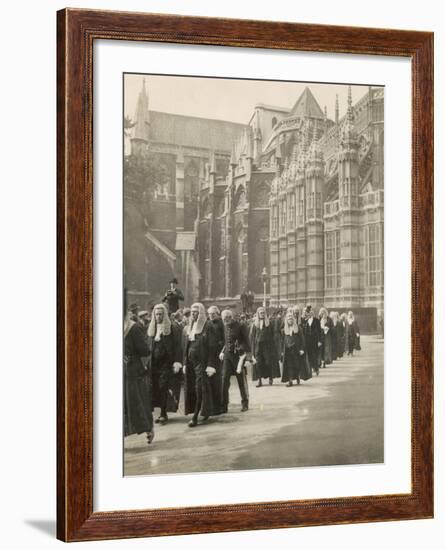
[57,8,433,542]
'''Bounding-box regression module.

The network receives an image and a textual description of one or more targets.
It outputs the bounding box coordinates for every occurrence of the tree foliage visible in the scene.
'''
[124,153,160,225]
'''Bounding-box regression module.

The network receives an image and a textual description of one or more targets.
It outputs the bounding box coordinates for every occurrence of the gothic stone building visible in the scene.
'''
[126,80,384,330]
[125,79,246,308]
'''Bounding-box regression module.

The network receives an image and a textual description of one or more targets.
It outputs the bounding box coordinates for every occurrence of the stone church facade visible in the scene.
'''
[124,79,246,308]
[125,80,384,329]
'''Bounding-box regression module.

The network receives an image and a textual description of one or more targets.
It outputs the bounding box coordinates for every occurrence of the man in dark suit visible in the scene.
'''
[302,305,322,376]
[220,309,250,413]
[162,277,184,313]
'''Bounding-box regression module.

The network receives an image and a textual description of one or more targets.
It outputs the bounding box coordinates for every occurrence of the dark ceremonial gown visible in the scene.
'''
[149,323,183,413]
[183,322,218,417]
[250,322,281,380]
[204,318,225,414]
[302,317,322,373]
[320,317,334,365]
[124,322,153,436]
[281,330,310,382]
[345,320,361,354]
[337,321,346,357]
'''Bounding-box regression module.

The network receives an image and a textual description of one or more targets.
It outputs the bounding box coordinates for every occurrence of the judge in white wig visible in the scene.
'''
[147,303,183,425]
[281,310,309,386]
[250,306,281,387]
[318,307,333,368]
[346,311,361,356]
[182,303,219,427]
[329,311,340,361]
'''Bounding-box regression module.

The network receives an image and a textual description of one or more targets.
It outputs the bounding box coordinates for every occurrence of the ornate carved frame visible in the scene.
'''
[57,8,433,542]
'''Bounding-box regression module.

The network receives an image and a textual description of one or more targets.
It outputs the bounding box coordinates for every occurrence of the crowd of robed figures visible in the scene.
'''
[124,288,361,447]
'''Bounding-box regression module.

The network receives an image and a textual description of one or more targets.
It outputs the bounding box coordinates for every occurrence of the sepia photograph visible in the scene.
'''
[123,73,384,476]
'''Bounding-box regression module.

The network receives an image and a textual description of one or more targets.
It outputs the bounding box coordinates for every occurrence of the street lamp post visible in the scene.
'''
[261,267,268,308]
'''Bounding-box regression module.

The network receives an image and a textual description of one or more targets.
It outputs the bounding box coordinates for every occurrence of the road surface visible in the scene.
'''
[124,335,383,476]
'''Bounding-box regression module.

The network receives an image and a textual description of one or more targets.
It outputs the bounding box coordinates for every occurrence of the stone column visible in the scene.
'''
[225,182,234,298]
[286,187,297,303]
[175,151,185,230]
[295,178,307,305]
[305,148,325,308]
[269,199,280,306]
[278,195,288,306]
[338,85,361,308]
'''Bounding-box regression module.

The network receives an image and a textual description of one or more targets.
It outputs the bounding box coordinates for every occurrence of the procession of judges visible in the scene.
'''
[124,279,361,446]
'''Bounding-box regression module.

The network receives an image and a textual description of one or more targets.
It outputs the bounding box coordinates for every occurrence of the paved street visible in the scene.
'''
[124,335,384,476]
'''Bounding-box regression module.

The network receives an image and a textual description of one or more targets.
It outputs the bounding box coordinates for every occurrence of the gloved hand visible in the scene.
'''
[182,365,187,375]
[205,366,216,377]
[299,350,305,356]
[251,356,257,365]
[173,362,182,374]
[219,352,224,361]
[317,341,322,348]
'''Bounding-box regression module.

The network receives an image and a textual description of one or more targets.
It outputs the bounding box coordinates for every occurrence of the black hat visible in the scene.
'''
[304,304,312,314]
[170,277,179,285]
[128,303,139,312]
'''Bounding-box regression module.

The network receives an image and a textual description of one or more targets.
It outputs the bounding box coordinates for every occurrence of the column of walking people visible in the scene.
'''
[124,298,361,446]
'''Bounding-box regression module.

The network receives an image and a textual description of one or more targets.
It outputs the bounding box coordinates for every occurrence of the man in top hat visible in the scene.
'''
[162,277,184,313]
[128,302,140,322]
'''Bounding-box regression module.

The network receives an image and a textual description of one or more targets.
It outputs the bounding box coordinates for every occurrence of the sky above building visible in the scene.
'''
[124,73,373,125]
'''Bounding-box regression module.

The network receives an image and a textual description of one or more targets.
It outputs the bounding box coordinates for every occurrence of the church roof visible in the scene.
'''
[289,87,324,119]
[149,111,246,152]
[133,79,150,141]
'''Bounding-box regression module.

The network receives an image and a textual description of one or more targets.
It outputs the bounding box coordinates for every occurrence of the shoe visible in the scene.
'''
[241,404,248,412]
[256,381,262,388]
[154,417,161,424]
[269,378,273,385]
[296,378,300,385]
[202,416,209,423]
[188,418,198,428]
[146,431,154,444]
[159,415,168,425]
[286,381,293,387]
